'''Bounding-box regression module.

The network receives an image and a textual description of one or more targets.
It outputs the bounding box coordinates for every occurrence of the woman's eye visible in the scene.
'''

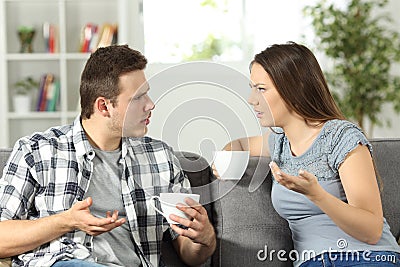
[257,87,266,92]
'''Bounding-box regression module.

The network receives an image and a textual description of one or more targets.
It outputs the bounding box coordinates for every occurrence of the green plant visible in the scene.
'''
[184,34,224,61]
[17,26,36,53]
[304,0,400,132]
[14,76,39,95]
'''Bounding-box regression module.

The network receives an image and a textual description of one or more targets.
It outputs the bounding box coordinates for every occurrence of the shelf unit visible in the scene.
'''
[0,0,142,148]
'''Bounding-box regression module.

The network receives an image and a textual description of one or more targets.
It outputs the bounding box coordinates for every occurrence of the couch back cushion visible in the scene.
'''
[370,139,400,241]
[0,149,12,171]
[212,156,293,266]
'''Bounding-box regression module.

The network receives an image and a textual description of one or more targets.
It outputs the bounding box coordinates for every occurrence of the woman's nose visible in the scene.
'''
[247,90,258,106]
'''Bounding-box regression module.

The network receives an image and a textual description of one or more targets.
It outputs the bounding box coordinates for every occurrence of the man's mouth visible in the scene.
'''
[143,112,151,125]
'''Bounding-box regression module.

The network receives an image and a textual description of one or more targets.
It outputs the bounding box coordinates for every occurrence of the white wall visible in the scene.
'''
[145,62,264,164]
[145,0,400,160]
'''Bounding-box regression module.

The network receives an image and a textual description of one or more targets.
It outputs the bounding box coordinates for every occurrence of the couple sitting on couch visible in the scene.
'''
[1,43,399,267]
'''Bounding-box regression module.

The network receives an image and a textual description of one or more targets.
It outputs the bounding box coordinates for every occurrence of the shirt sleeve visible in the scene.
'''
[0,141,37,221]
[162,146,192,237]
[328,121,372,172]
[169,149,192,194]
[167,225,180,240]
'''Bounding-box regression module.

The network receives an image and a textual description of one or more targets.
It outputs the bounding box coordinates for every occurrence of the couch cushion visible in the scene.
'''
[212,156,293,267]
[0,149,12,171]
[370,139,400,241]
[0,150,12,266]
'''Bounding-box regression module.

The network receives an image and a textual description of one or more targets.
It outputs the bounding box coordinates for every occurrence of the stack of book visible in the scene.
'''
[36,73,60,112]
[80,23,118,53]
[43,22,58,53]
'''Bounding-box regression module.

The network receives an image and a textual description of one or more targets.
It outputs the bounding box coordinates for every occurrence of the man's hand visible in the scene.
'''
[170,197,216,249]
[63,197,126,236]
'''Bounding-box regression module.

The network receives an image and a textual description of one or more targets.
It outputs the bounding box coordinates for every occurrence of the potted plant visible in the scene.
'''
[17,26,36,53]
[304,0,400,135]
[13,76,39,113]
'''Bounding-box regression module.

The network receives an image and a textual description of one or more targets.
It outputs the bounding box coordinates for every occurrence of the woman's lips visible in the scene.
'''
[255,111,263,118]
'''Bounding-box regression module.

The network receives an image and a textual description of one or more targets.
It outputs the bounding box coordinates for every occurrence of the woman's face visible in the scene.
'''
[248,62,289,127]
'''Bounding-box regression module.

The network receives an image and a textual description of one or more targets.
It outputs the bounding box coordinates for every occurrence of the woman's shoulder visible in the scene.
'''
[323,119,365,140]
[323,119,371,154]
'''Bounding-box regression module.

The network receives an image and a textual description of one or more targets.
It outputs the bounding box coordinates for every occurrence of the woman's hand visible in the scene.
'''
[269,161,324,201]
[212,163,221,179]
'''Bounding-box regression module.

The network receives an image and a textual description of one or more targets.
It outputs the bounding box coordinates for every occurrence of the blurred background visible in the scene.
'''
[1,0,399,157]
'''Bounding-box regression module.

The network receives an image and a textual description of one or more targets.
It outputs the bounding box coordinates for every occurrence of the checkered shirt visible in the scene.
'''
[0,116,191,266]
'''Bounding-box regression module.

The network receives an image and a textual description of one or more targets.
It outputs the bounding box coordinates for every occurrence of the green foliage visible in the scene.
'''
[200,0,228,12]
[14,76,39,95]
[17,25,34,33]
[304,0,400,130]
[184,34,224,61]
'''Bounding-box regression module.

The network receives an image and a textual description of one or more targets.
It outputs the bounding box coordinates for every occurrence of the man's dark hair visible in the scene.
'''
[80,45,147,119]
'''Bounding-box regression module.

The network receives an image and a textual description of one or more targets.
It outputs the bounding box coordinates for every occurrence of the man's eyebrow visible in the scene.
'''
[136,86,150,97]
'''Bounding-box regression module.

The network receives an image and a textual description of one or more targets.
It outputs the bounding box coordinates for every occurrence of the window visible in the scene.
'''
[143,0,246,63]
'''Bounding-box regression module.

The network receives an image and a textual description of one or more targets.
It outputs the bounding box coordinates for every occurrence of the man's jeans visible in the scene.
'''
[52,259,105,267]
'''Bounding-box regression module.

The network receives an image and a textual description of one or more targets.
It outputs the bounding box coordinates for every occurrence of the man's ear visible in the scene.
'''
[95,97,110,117]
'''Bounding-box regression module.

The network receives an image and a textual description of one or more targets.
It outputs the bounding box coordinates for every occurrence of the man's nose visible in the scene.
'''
[146,96,155,111]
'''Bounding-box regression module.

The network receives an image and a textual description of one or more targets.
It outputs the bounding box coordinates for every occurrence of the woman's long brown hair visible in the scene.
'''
[251,42,345,126]
[252,42,382,191]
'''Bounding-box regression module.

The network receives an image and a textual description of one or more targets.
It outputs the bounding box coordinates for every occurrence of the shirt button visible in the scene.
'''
[85,242,91,247]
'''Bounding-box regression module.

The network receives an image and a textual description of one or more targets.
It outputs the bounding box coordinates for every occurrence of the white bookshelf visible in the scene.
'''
[0,0,138,147]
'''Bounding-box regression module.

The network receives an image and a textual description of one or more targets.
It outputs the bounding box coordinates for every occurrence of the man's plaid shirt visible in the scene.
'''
[0,116,191,266]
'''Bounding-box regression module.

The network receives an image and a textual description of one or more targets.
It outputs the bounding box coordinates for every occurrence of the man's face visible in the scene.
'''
[108,70,155,137]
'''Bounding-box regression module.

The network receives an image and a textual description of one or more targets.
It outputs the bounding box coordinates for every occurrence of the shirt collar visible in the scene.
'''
[71,116,95,159]
[71,115,134,160]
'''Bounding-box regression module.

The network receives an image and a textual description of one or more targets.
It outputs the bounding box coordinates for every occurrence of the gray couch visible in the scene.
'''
[1,138,400,266]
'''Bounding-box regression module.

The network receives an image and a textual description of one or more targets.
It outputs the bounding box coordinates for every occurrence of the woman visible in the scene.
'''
[218,42,400,266]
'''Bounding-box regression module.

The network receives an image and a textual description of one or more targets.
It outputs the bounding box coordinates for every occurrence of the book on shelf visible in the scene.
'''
[79,23,118,53]
[96,23,118,49]
[36,73,60,112]
[43,22,58,53]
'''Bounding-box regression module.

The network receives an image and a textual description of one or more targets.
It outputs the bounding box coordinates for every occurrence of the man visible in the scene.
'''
[0,45,216,267]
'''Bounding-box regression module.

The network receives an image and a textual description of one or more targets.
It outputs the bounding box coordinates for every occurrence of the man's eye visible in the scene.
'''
[134,94,145,100]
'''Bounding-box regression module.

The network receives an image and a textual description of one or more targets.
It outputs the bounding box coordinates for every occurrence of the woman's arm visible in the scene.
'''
[313,145,383,244]
[270,144,383,244]
[222,131,271,157]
